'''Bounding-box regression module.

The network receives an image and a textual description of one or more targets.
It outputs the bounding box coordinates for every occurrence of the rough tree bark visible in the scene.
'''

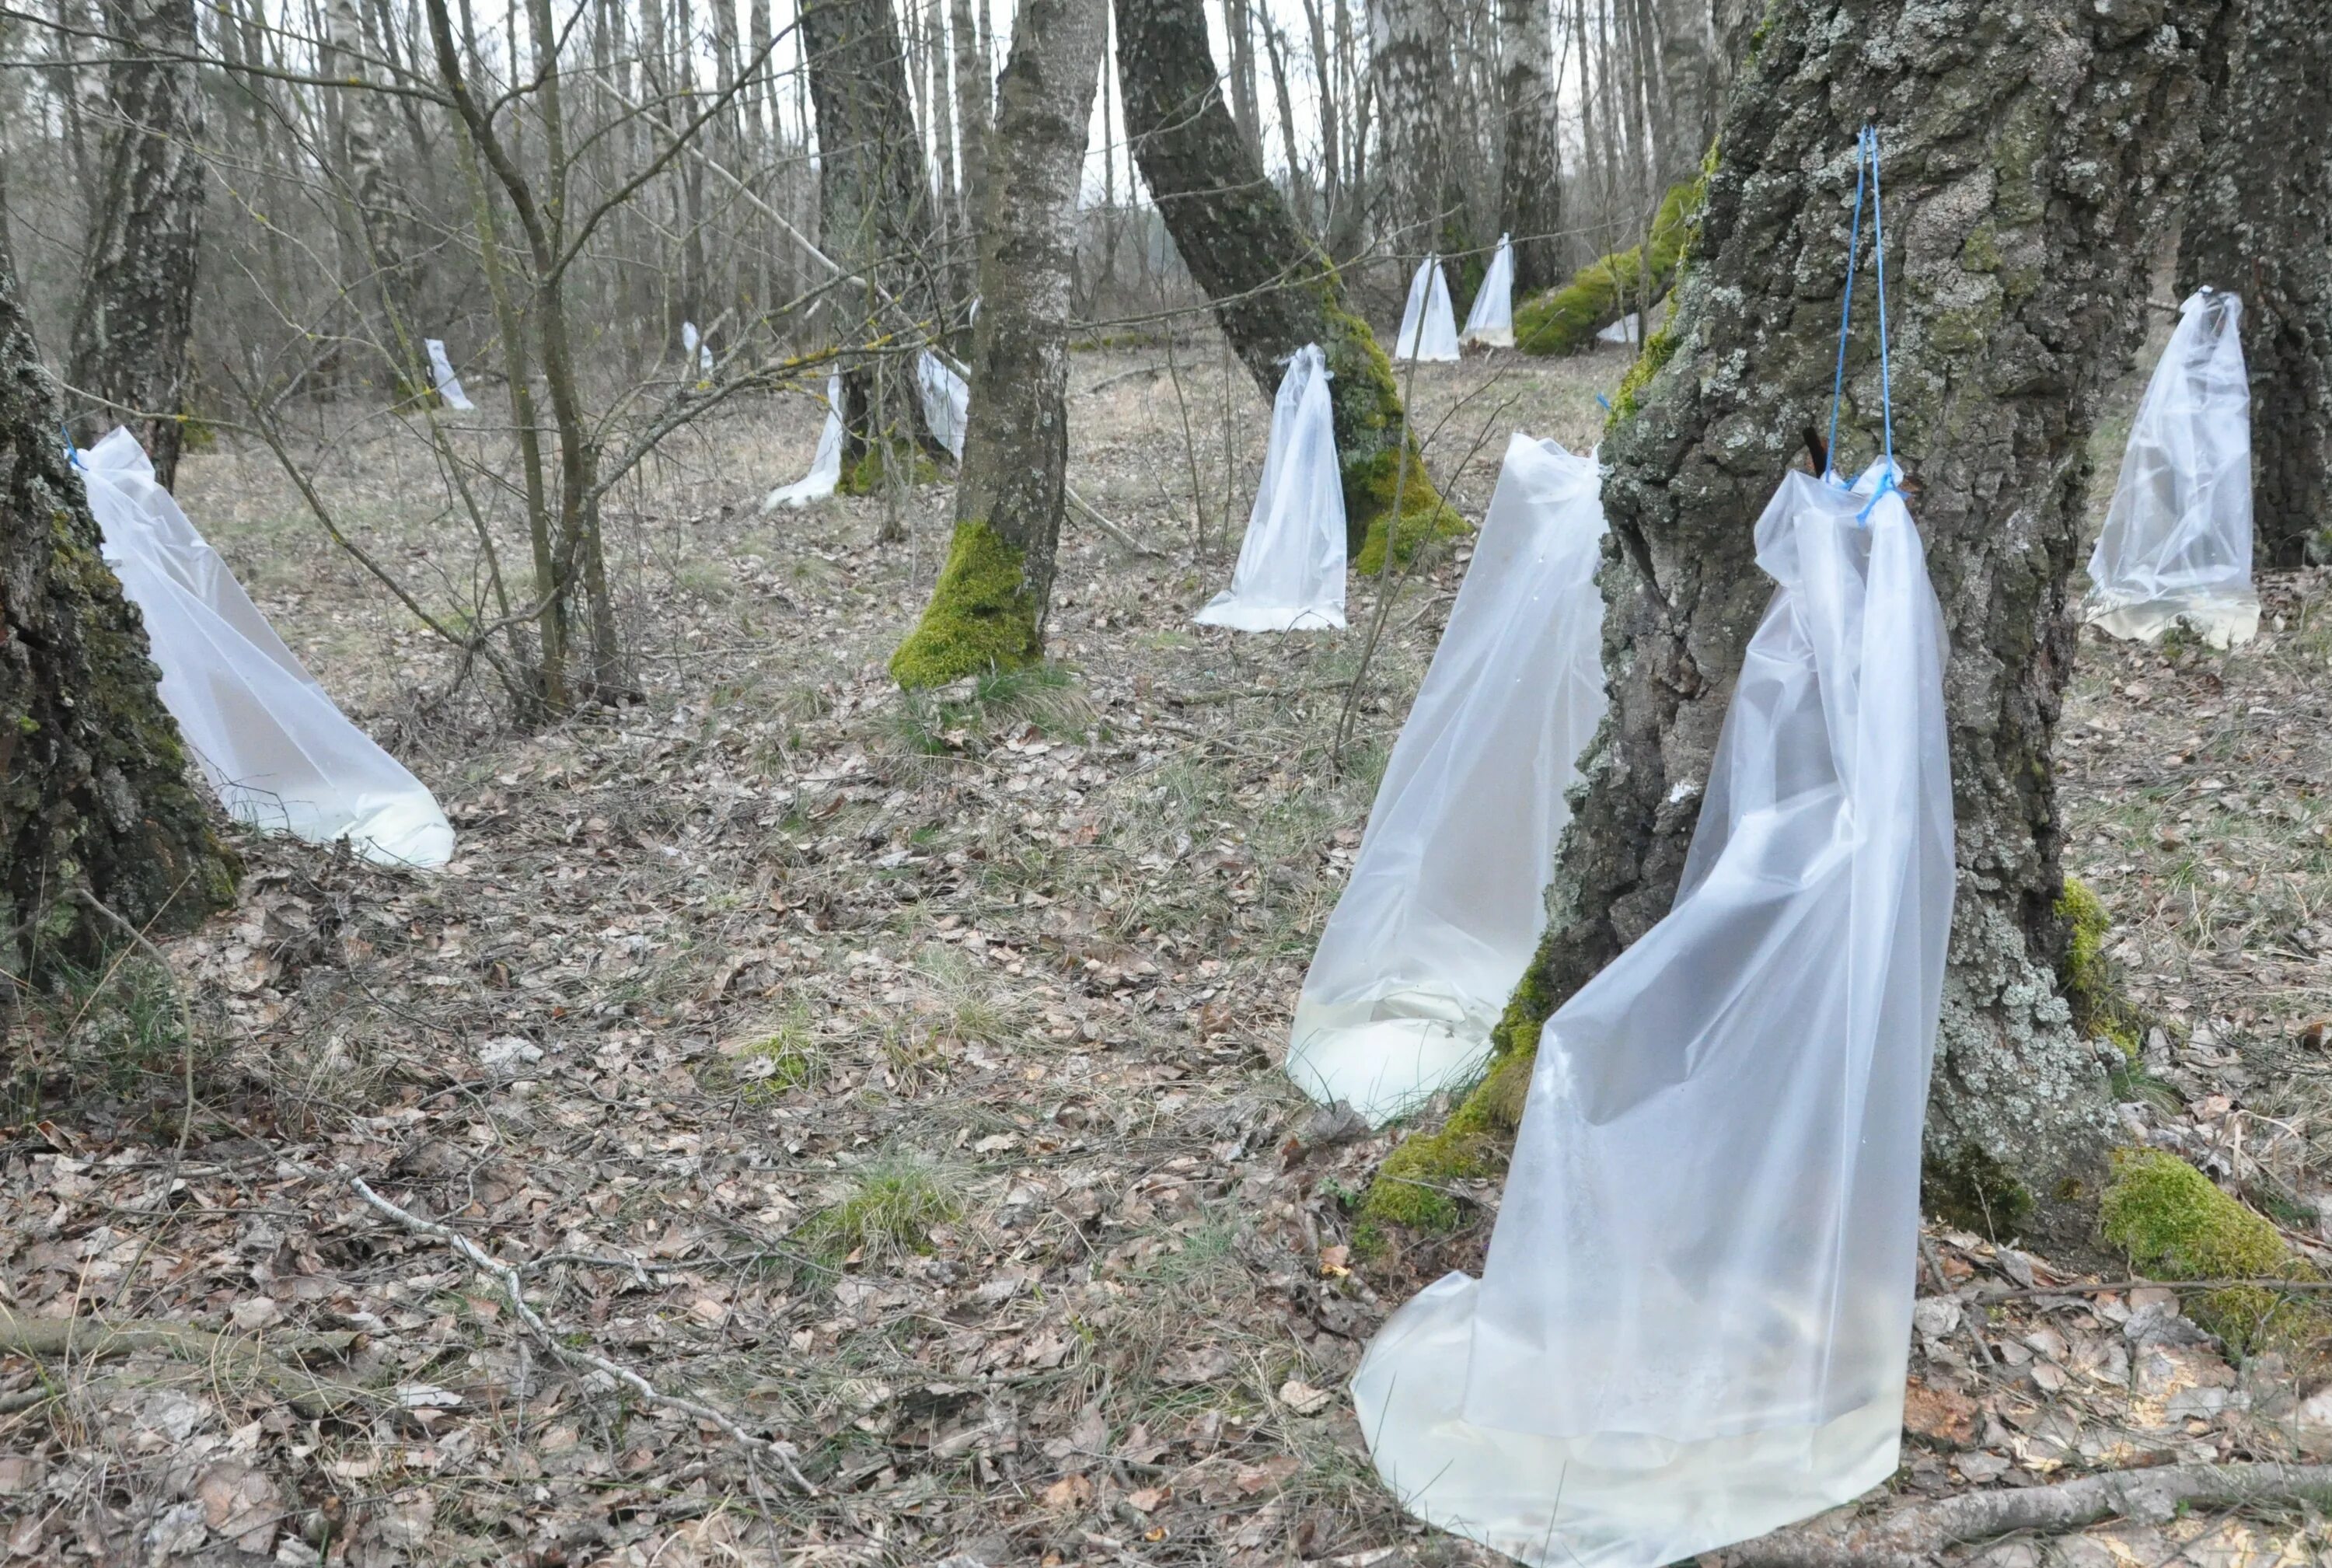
[1115,0,1462,569]
[64,0,204,488]
[1366,0,2230,1250]
[888,0,1106,688]
[2177,0,2332,568]
[800,0,947,478]
[2,250,233,981]
[1655,0,1719,176]
[1498,0,1563,295]
[320,0,410,373]
[948,0,992,236]
[1367,0,1461,257]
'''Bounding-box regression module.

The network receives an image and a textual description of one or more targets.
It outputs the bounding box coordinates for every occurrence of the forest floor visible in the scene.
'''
[4,340,2331,1568]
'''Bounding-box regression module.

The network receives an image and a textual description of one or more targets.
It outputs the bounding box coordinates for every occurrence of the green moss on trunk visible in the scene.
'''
[889,520,1042,689]
[1353,1046,1534,1245]
[1515,176,1704,357]
[838,442,944,497]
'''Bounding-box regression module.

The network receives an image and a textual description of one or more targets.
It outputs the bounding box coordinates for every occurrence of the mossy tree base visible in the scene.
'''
[1346,443,1470,573]
[890,521,1044,690]
[837,441,944,498]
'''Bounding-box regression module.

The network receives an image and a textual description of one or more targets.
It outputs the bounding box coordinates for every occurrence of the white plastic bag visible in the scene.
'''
[79,429,456,870]
[916,349,970,461]
[1353,462,1954,1567]
[682,320,714,374]
[1195,345,1346,631]
[1461,236,1516,348]
[424,339,474,411]
[764,374,845,510]
[1596,311,1643,346]
[1287,434,1606,1121]
[1395,256,1461,362]
[2084,288,2258,648]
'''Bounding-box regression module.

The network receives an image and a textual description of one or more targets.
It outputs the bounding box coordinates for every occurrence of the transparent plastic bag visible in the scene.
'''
[1461,236,1515,348]
[1194,345,1346,631]
[79,429,456,869]
[1287,434,1605,1121]
[1596,311,1643,346]
[916,349,970,460]
[1395,256,1461,362]
[2084,288,2258,648]
[681,320,714,374]
[424,339,474,411]
[1353,463,1954,1566]
[765,374,845,510]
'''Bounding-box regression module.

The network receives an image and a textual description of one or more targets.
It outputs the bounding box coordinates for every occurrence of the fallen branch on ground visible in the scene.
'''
[1066,484,1164,557]
[344,1172,816,1493]
[0,1306,368,1418]
[1729,1461,2332,1566]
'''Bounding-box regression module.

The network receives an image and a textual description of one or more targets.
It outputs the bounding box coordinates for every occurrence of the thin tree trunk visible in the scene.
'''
[2177,0,2332,568]
[950,0,992,243]
[1656,0,1718,173]
[322,0,410,374]
[891,0,1106,686]
[1302,0,1342,237]
[1226,0,1262,160]
[1262,18,1307,229]
[65,0,205,487]
[1499,0,1562,294]
[2,246,234,978]
[1116,0,1462,568]
[1367,0,2235,1249]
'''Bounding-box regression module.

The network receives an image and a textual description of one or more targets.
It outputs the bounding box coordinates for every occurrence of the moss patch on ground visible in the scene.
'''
[889,520,1042,690]
[1515,176,1703,357]
[2100,1148,2325,1355]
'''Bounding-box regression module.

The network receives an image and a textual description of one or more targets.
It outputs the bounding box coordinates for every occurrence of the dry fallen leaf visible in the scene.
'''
[1277,1378,1333,1416]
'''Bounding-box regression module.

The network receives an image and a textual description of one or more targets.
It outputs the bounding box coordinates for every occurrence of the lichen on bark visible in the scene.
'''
[1360,0,2232,1251]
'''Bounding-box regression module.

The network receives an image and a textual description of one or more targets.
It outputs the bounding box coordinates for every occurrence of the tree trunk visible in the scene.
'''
[1368,0,1458,254]
[2,250,234,981]
[321,0,410,375]
[1367,0,2233,1250]
[1115,0,1461,569]
[949,0,992,243]
[2177,0,2332,569]
[64,0,204,488]
[890,0,1106,688]
[1655,0,1718,176]
[1499,0,1562,295]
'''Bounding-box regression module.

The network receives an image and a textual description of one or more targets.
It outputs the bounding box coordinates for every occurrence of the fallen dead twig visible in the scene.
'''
[1066,483,1164,557]
[1730,1461,2332,1566]
[0,1306,368,1418]
[343,1171,817,1493]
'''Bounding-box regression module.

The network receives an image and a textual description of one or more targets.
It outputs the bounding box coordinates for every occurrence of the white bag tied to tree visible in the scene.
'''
[1193,345,1346,631]
[1461,236,1516,348]
[2084,288,2259,648]
[1287,433,1606,1122]
[1395,255,1461,362]
[1595,311,1643,346]
[424,338,473,411]
[916,348,971,461]
[76,428,456,869]
[1353,127,1954,1567]
[764,374,845,511]
[681,320,714,374]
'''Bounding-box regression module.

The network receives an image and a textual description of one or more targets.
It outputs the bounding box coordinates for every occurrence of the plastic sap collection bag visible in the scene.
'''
[916,349,970,461]
[1596,311,1643,346]
[424,339,474,411]
[78,429,456,870]
[2084,288,2259,648]
[1395,256,1461,362]
[1351,459,1954,1566]
[764,374,845,511]
[1193,345,1346,631]
[681,320,714,374]
[1286,434,1606,1121]
[1461,236,1516,348]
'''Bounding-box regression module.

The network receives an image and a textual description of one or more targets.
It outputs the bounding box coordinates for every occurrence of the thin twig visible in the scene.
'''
[342,1172,816,1493]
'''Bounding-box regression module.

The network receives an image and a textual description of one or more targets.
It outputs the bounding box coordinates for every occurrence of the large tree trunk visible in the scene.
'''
[801,0,944,475]
[2177,0,2332,569]
[1368,0,2231,1251]
[2,249,234,981]
[889,0,1105,688]
[1497,0,1562,295]
[1367,0,1459,256]
[1115,0,1460,569]
[64,0,204,489]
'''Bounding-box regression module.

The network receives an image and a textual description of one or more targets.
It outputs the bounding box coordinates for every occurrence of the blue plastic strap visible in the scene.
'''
[1827,125,1897,506]
[61,423,83,468]
[1595,391,1612,410]
[1825,127,1870,480]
